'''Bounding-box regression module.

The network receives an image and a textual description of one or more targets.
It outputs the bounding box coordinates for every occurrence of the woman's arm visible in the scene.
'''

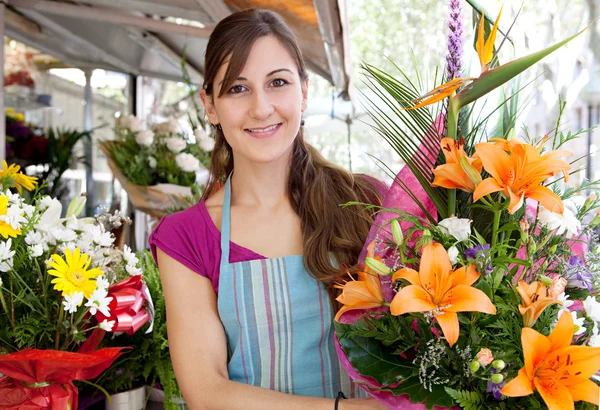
[157,249,387,410]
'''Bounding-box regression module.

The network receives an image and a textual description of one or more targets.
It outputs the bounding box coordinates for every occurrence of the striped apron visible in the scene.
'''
[217,176,360,398]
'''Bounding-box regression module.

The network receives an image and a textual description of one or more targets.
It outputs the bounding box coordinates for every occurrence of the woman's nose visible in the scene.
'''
[248,90,275,120]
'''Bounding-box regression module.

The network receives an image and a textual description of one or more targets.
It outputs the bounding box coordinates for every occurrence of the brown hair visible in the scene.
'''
[202,9,383,302]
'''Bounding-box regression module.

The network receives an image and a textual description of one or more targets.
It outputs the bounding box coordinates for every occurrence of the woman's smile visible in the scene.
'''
[244,123,283,139]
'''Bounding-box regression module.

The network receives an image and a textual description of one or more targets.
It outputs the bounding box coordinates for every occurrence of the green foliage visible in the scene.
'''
[444,388,485,410]
[95,251,185,410]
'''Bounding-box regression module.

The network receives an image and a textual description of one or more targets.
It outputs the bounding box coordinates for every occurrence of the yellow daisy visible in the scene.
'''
[0,195,20,239]
[46,248,103,298]
[0,161,38,194]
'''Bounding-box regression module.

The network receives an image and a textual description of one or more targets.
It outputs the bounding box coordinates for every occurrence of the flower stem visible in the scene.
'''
[0,287,12,327]
[55,307,64,350]
[447,96,459,216]
[492,209,501,249]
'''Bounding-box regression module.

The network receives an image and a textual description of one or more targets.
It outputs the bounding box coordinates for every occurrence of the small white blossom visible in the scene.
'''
[59,242,78,253]
[175,153,201,173]
[85,288,112,316]
[22,204,35,218]
[148,156,157,169]
[556,292,574,312]
[447,245,459,265]
[153,118,179,135]
[0,239,15,272]
[116,115,145,133]
[82,225,114,247]
[96,276,110,290]
[99,319,115,332]
[25,231,44,245]
[63,292,84,314]
[194,127,208,141]
[29,244,44,258]
[135,129,155,147]
[583,296,600,322]
[126,264,143,276]
[123,245,138,266]
[571,311,587,335]
[198,136,215,152]
[165,137,187,153]
[538,206,581,239]
[49,227,77,244]
[438,217,472,242]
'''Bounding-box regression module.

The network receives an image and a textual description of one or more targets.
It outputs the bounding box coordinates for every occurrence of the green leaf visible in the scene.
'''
[475,279,493,299]
[456,19,598,108]
[334,322,415,385]
[382,377,456,410]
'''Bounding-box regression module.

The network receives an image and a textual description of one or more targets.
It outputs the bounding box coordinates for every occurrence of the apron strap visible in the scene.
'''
[220,174,233,265]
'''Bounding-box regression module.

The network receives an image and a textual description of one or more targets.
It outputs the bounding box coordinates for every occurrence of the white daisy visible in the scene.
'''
[85,288,113,317]
[98,319,115,332]
[63,292,84,314]
[96,275,110,290]
[126,264,143,276]
[0,239,15,272]
[583,296,600,322]
[571,311,587,336]
[25,231,44,246]
[556,292,575,312]
[29,244,44,258]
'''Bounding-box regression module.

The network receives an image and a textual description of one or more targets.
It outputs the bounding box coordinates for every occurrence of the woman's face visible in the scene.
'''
[202,36,308,166]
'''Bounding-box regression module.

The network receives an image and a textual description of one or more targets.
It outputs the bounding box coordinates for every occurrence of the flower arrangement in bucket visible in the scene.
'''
[0,164,154,409]
[100,115,214,217]
[334,3,600,410]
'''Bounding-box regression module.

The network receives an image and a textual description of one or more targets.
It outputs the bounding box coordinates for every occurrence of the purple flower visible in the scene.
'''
[445,0,464,81]
[486,378,505,400]
[465,244,493,274]
[565,256,593,291]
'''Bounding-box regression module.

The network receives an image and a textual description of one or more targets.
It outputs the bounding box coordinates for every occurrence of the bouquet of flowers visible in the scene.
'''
[0,163,153,409]
[334,5,600,410]
[100,116,213,217]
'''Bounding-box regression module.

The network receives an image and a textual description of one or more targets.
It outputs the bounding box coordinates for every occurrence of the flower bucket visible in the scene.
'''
[105,386,146,410]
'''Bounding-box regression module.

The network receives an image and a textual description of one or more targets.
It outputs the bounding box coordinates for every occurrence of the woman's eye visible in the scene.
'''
[228,84,246,94]
[270,78,288,87]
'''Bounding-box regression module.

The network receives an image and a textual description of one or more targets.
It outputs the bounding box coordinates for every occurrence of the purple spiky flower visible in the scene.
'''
[446,0,465,81]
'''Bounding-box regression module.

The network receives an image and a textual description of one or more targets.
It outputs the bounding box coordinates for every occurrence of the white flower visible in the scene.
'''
[22,204,35,218]
[148,156,157,169]
[49,227,77,244]
[96,275,110,290]
[0,239,15,272]
[135,129,154,147]
[59,242,78,253]
[570,311,587,335]
[37,199,62,229]
[438,217,472,242]
[123,245,138,265]
[39,195,55,210]
[447,245,459,265]
[126,264,143,276]
[538,206,581,239]
[116,115,144,133]
[82,224,114,247]
[25,231,44,245]
[199,137,215,152]
[175,153,201,173]
[85,288,113,316]
[556,292,574,312]
[165,137,187,153]
[99,319,115,332]
[0,276,3,287]
[583,296,600,322]
[153,118,179,135]
[194,127,208,141]
[29,244,44,258]
[62,292,84,314]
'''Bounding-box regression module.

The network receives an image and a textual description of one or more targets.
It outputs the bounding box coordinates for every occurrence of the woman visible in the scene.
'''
[150,9,388,410]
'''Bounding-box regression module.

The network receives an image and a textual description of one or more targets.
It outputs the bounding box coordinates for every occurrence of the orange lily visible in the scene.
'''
[432,137,482,192]
[516,280,560,327]
[403,77,475,110]
[476,6,503,72]
[390,243,496,347]
[501,311,600,410]
[334,242,386,322]
[473,139,571,214]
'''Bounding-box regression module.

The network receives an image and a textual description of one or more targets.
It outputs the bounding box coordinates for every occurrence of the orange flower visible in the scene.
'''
[390,243,496,347]
[516,280,560,327]
[476,6,503,72]
[403,77,475,110]
[473,139,571,214]
[501,311,600,410]
[334,242,386,322]
[432,137,482,192]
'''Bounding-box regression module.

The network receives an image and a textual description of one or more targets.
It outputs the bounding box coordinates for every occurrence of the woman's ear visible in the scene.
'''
[301,79,309,112]
[200,88,219,125]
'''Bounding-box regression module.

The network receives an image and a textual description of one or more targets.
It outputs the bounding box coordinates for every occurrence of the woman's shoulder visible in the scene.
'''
[148,199,219,277]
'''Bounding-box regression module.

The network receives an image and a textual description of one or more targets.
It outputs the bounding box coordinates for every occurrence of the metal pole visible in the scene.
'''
[83,69,95,216]
[346,115,352,173]
[0,3,5,162]
[588,104,593,183]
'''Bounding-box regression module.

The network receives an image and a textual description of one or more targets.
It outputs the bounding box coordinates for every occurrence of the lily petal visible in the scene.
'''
[500,367,535,397]
[432,163,476,192]
[392,267,421,287]
[568,379,600,405]
[390,285,436,315]
[548,310,574,351]
[418,243,452,296]
[435,310,459,347]
[443,285,497,314]
[534,377,575,410]
[451,265,480,287]
[522,327,552,379]
[526,185,564,214]
[473,177,504,203]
